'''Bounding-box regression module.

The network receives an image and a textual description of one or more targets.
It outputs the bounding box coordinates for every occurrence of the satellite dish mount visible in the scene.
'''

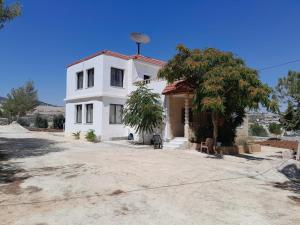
[130,32,150,55]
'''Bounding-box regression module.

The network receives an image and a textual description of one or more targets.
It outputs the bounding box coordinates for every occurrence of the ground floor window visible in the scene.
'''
[75,105,82,123]
[86,104,93,123]
[109,104,123,124]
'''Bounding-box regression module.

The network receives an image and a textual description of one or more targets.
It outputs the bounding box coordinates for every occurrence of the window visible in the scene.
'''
[86,104,93,123]
[109,104,123,124]
[144,75,150,80]
[111,67,124,87]
[87,68,94,88]
[77,71,83,89]
[75,105,82,123]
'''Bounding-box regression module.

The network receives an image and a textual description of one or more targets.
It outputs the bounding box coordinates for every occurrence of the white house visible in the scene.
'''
[65,50,167,142]
[65,49,249,148]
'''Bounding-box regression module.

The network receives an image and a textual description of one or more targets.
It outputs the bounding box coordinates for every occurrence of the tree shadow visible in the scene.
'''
[271,164,300,197]
[231,154,272,161]
[0,137,64,184]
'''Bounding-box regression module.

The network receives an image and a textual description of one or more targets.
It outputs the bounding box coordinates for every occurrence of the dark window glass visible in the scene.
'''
[77,72,83,89]
[110,68,124,87]
[144,75,150,80]
[86,104,93,123]
[109,104,123,124]
[87,68,94,87]
[76,105,82,123]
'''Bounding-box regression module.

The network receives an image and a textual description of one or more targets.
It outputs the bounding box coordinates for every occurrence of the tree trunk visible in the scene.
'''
[212,112,218,154]
[142,132,145,145]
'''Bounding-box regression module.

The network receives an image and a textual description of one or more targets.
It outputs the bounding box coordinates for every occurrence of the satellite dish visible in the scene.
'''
[130,32,150,55]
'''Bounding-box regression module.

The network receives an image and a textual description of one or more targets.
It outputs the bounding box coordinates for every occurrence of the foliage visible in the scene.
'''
[0,0,21,29]
[2,81,38,121]
[276,71,300,131]
[122,83,164,144]
[268,123,282,136]
[34,114,48,128]
[249,123,268,137]
[158,45,277,147]
[53,114,65,129]
[85,130,96,142]
[17,117,30,127]
[72,131,81,140]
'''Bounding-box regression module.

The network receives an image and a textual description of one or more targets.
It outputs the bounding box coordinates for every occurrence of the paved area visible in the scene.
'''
[0,124,299,225]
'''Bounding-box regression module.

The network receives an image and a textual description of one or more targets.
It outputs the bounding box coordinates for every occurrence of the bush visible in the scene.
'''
[17,117,30,127]
[53,114,65,129]
[85,130,96,142]
[34,114,48,128]
[72,131,81,140]
[268,123,282,136]
[249,123,268,137]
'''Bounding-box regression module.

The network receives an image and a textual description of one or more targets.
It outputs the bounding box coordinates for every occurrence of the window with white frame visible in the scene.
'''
[77,71,83,89]
[110,67,124,87]
[86,104,93,123]
[87,68,94,88]
[75,105,82,123]
[109,104,123,124]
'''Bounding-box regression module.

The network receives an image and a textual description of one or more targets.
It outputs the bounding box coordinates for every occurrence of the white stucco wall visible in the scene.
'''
[65,52,166,141]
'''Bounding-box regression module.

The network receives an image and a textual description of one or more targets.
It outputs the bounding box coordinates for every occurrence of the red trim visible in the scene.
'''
[67,50,165,68]
[162,80,195,95]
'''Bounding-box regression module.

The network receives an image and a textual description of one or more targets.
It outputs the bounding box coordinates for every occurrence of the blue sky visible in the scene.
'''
[1,0,300,106]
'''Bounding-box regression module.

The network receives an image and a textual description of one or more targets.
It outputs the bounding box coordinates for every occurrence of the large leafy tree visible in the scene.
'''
[2,81,38,121]
[159,45,277,147]
[276,70,300,131]
[122,83,164,144]
[0,0,21,29]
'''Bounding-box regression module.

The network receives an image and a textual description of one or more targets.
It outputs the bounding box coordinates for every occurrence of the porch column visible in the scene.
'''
[164,95,172,140]
[184,94,189,139]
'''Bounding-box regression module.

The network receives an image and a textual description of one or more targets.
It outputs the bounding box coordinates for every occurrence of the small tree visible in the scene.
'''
[268,123,282,138]
[122,83,164,144]
[249,123,268,137]
[0,0,21,29]
[2,81,38,121]
[53,114,65,129]
[34,114,48,128]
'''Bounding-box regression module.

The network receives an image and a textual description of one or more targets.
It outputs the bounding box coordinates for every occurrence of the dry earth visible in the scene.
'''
[0,124,299,225]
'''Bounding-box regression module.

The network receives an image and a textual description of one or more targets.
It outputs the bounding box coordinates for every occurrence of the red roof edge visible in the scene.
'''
[162,80,195,95]
[67,50,165,68]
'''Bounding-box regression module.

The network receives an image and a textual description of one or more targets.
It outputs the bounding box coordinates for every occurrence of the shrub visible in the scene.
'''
[268,123,282,137]
[85,130,96,142]
[53,114,65,129]
[17,117,30,127]
[34,114,48,128]
[249,123,268,137]
[72,131,81,140]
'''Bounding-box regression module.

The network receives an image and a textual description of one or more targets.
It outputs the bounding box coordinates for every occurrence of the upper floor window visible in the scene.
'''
[87,68,94,88]
[109,104,123,124]
[111,67,124,87]
[75,105,82,123]
[77,71,83,89]
[86,104,93,124]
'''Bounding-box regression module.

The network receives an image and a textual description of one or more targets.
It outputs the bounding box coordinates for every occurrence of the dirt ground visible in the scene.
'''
[0,124,299,225]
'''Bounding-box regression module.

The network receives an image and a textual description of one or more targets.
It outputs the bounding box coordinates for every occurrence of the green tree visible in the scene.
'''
[0,0,21,29]
[2,81,38,121]
[34,114,48,128]
[268,123,282,137]
[249,123,268,137]
[122,83,164,144]
[159,45,277,148]
[276,70,300,131]
[53,114,65,129]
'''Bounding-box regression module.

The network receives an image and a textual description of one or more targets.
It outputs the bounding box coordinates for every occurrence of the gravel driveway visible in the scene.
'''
[0,124,299,225]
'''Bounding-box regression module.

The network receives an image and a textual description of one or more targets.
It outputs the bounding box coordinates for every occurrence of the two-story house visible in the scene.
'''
[65,50,167,141]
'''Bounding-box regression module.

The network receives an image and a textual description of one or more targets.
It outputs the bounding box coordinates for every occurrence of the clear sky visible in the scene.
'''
[1,0,300,106]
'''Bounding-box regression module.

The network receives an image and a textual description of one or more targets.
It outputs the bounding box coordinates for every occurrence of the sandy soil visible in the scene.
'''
[0,124,299,225]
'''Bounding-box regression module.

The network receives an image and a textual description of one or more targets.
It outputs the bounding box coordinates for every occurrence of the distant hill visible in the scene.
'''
[0,96,59,107]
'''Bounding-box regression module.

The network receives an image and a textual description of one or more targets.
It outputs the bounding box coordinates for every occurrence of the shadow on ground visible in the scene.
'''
[206,153,271,161]
[271,164,300,201]
[0,137,64,184]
